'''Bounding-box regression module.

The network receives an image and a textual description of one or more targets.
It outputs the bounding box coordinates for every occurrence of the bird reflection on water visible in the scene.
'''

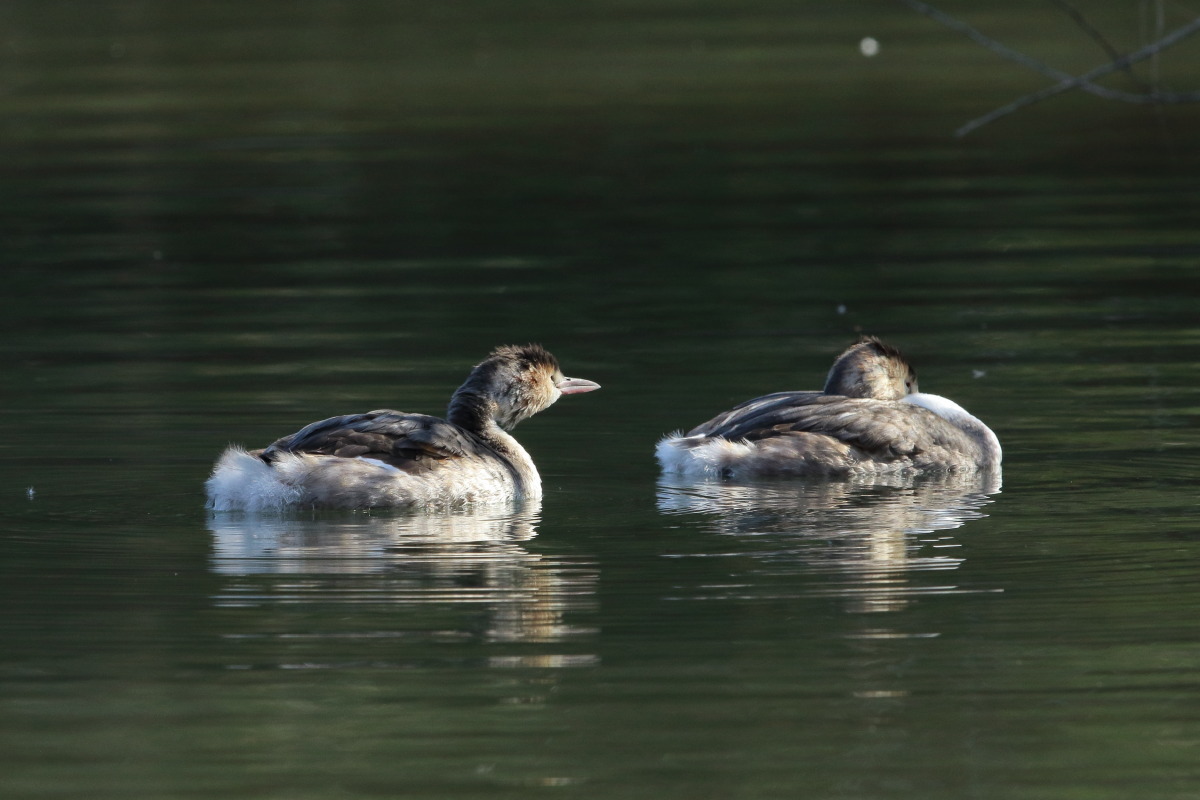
[656,469,1002,614]
[207,501,599,667]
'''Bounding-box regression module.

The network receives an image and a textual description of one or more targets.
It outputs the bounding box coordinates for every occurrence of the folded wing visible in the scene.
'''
[693,395,984,463]
[261,409,496,473]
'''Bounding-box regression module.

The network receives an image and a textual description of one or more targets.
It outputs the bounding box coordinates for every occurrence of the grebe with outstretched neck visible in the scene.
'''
[656,337,1000,479]
[206,344,600,511]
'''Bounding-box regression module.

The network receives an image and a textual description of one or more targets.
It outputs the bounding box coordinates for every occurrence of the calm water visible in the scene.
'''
[3,2,1200,798]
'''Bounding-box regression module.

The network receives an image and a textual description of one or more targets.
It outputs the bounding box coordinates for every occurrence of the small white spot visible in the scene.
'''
[836,304,847,315]
[972,369,986,379]
[859,37,880,57]
[357,457,400,473]
[26,486,35,500]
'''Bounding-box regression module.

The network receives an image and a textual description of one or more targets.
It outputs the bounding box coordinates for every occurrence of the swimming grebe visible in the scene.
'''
[206,344,600,511]
[656,337,1001,479]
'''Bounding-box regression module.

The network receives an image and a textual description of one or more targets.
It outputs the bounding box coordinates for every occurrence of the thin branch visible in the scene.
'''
[956,15,1200,136]
[1047,0,1148,88]
[896,0,1200,135]
[898,0,1190,103]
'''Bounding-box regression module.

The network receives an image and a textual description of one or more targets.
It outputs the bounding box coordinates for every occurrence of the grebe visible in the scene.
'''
[656,337,1001,479]
[206,344,599,511]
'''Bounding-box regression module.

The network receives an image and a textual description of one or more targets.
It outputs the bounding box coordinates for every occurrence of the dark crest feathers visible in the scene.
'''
[857,336,911,369]
[486,343,560,373]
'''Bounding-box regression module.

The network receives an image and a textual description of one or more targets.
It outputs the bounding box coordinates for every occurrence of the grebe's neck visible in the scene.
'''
[447,388,495,434]
[903,393,1002,466]
[447,389,541,498]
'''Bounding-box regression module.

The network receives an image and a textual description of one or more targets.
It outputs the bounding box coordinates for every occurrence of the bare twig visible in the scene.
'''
[1047,0,1148,88]
[956,15,1200,136]
[898,0,1193,103]
[896,0,1200,135]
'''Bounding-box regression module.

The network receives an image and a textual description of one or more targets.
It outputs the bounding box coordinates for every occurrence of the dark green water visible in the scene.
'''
[3,2,1200,798]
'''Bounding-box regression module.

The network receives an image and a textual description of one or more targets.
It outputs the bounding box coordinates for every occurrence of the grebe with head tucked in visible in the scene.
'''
[656,337,1000,479]
[206,344,600,511]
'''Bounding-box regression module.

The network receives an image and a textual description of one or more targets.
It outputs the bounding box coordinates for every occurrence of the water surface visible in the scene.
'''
[2,2,1199,798]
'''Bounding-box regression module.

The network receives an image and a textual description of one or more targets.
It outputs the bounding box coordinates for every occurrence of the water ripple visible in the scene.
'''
[205,503,600,667]
[656,471,1002,614]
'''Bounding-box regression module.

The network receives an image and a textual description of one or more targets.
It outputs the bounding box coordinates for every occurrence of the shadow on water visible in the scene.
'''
[206,502,600,667]
[656,470,1002,615]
